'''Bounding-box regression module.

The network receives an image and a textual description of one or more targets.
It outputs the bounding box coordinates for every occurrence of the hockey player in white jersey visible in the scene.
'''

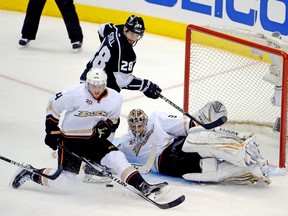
[116,106,271,185]
[11,68,168,198]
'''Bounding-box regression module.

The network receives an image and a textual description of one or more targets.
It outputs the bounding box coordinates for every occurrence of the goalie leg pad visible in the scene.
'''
[183,159,271,184]
[244,136,268,166]
[182,159,250,183]
[183,127,247,167]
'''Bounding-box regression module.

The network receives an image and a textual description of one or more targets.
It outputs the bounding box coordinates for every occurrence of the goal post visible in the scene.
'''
[183,24,288,168]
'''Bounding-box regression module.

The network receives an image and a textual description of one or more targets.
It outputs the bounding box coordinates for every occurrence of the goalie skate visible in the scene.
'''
[193,101,227,128]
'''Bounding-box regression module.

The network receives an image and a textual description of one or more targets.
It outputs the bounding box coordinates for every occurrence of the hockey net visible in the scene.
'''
[183,24,288,168]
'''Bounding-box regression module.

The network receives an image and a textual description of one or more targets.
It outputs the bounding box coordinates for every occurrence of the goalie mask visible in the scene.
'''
[127,109,148,140]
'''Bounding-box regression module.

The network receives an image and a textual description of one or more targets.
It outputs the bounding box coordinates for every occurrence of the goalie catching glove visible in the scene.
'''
[44,115,62,150]
[141,79,162,99]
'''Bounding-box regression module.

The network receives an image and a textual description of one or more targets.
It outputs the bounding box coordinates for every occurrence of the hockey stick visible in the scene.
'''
[134,144,157,174]
[0,154,63,180]
[60,145,185,209]
[157,93,227,129]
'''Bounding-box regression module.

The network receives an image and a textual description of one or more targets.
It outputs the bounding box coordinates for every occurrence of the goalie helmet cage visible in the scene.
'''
[183,24,288,168]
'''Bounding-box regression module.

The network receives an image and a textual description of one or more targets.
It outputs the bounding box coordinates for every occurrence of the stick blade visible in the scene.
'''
[156,195,186,209]
[202,116,227,129]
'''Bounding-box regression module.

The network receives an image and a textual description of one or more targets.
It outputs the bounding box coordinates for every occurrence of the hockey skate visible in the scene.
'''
[244,137,272,184]
[83,164,112,183]
[245,137,267,167]
[11,167,33,189]
[18,38,30,48]
[72,41,82,53]
[247,164,271,185]
[193,101,227,128]
[138,181,170,200]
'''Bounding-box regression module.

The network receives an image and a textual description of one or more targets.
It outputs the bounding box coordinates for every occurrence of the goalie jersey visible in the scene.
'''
[117,111,192,170]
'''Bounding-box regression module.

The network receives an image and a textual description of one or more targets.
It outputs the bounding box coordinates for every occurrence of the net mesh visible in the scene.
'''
[184,25,288,167]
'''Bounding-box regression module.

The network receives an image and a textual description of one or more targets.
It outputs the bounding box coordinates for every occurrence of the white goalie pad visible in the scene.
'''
[183,126,249,167]
[182,159,248,183]
[182,158,271,185]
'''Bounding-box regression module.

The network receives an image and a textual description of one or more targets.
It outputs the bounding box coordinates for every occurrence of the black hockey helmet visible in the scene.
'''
[125,15,145,35]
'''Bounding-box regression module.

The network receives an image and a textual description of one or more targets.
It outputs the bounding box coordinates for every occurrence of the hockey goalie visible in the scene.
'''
[84,101,272,185]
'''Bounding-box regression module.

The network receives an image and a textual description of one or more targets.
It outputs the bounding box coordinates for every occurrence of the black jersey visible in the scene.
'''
[80,23,138,92]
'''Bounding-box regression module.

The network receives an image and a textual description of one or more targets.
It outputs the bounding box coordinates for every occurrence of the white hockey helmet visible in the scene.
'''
[127,109,148,140]
[86,68,107,86]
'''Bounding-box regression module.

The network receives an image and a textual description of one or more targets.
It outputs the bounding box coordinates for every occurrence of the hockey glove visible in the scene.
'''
[141,79,162,99]
[45,133,62,151]
[45,115,61,150]
[93,119,113,139]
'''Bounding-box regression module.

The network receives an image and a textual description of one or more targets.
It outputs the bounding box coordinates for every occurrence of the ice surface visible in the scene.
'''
[0,10,287,216]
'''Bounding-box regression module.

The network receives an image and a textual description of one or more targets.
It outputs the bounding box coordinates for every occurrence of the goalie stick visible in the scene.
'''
[134,143,157,174]
[157,92,227,129]
[60,145,185,209]
[0,154,63,180]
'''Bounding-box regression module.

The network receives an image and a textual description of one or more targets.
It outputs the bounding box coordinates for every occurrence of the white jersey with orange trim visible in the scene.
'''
[46,84,122,137]
[117,111,191,168]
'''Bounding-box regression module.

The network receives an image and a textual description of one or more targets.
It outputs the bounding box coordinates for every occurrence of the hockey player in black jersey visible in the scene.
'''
[80,15,161,99]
